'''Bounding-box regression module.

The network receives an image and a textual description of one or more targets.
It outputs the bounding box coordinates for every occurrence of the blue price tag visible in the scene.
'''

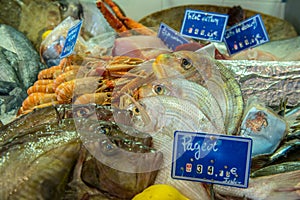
[172,131,252,188]
[157,22,190,50]
[60,20,83,58]
[180,9,228,42]
[224,14,269,55]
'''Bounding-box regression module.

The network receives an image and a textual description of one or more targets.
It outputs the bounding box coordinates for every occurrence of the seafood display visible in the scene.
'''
[0,1,300,200]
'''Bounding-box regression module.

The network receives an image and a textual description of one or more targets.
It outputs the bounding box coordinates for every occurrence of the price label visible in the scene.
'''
[180,9,228,42]
[224,14,269,55]
[60,20,83,58]
[157,22,189,50]
[171,131,252,188]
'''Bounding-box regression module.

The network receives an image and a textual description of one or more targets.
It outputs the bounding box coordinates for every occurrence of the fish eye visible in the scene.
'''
[133,107,140,114]
[59,3,68,11]
[98,125,111,135]
[181,58,192,70]
[75,107,91,117]
[153,84,164,95]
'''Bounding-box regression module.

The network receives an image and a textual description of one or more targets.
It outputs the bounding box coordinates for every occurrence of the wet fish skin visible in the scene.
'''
[213,169,300,200]
[0,104,162,199]
[126,95,213,200]
[0,24,46,90]
[0,119,81,199]
[136,78,225,133]
[0,47,20,86]
[268,139,300,164]
[152,51,244,135]
[251,161,300,178]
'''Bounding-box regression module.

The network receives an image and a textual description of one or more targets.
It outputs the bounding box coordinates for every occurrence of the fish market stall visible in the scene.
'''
[0,1,300,200]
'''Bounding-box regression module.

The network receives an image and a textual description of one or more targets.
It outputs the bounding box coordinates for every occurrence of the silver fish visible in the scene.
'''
[152,51,244,135]
[251,161,300,178]
[135,78,225,133]
[126,95,217,200]
[0,24,46,90]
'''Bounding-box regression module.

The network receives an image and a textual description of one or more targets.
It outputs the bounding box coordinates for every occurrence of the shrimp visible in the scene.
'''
[21,93,57,111]
[74,92,112,105]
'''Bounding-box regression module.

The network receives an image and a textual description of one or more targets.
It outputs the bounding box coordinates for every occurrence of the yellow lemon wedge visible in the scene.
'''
[132,184,190,200]
[42,30,52,40]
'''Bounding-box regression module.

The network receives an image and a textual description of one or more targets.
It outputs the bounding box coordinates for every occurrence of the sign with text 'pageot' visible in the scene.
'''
[60,20,83,58]
[172,131,252,188]
[180,9,228,42]
[224,14,269,55]
[158,22,190,50]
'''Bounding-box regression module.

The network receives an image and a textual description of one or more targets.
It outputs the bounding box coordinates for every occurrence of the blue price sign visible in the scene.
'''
[172,131,252,188]
[224,14,269,55]
[157,22,190,50]
[60,20,83,58]
[180,9,228,42]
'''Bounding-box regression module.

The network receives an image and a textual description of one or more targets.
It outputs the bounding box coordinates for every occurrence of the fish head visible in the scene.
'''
[58,0,84,20]
[135,78,186,101]
[153,51,214,84]
[125,96,166,133]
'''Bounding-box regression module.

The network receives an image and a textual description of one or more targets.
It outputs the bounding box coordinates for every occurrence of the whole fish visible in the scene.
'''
[0,105,162,199]
[135,78,225,133]
[0,24,46,90]
[213,169,300,200]
[251,161,300,178]
[126,95,218,200]
[152,51,244,135]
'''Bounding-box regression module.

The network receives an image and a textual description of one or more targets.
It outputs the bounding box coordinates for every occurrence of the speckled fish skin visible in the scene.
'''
[214,169,300,200]
[0,119,81,199]
[0,24,46,90]
[136,78,225,133]
[0,104,162,199]
[250,161,300,178]
[152,51,244,135]
[220,59,300,107]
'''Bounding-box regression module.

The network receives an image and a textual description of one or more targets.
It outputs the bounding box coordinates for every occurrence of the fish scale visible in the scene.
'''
[153,51,244,135]
[137,78,225,133]
[129,95,214,200]
[132,95,219,134]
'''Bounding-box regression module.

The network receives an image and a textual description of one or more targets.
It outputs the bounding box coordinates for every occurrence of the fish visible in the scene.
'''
[0,104,162,199]
[135,78,225,133]
[0,24,46,90]
[250,161,300,178]
[126,95,217,200]
[213,169,300,200]
[0,24,47,121]
[151,51,244,135]
[219,59,300,107]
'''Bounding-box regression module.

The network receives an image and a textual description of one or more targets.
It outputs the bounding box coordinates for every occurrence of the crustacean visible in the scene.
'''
[96,0,156,36]
[18,55,145,115]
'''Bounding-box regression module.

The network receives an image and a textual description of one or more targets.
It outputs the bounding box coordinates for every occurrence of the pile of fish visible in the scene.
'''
[0,104,163,199]
[0,1,300,200]
[0,24,46,123]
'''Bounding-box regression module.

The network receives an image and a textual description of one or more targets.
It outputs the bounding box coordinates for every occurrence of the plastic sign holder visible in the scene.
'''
[60,20,83,58]
[180,9,228,42]
[224,14,269,55]
[157,22,190,50]
[172,131,252,188]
